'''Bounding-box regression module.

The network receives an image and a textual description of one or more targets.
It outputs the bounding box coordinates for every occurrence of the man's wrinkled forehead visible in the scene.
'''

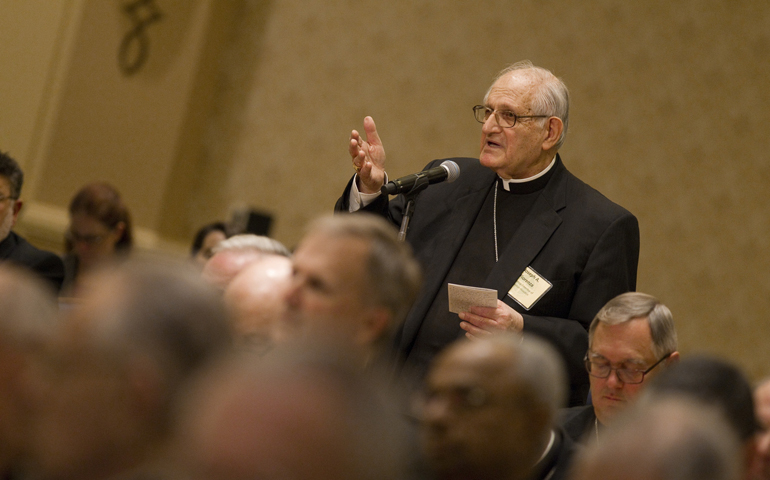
[484,71,537,105]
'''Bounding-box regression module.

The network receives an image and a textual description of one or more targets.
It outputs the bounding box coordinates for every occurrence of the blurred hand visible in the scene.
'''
[349,116,386,194]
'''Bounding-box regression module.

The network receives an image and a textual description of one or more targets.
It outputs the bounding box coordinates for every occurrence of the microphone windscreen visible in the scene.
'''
[441,160,461,183]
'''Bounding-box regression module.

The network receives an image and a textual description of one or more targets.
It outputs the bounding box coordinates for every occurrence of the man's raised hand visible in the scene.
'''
[349,116,387,194]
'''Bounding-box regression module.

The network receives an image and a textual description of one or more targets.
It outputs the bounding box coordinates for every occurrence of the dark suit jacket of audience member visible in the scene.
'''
[0,231,65,293]
[557,404,597,445]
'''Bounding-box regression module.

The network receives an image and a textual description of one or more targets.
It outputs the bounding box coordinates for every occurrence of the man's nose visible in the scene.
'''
[418,396,451,427]
[481,112,503,134]
[606,368,625,389]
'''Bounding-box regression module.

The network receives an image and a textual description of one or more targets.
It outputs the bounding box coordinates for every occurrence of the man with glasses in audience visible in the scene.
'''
[338,61,640,405]
[559,292,679,443]
[0,152,64,292]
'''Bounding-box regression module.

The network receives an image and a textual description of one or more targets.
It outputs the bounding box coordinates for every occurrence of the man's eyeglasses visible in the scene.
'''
[0,194,18,203]
[473,105,548,128]
[585,352,672,384]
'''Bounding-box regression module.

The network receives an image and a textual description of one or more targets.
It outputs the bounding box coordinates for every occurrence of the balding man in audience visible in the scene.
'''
[570,396,742,480]
[0,266,58,480]
[30,260,232,480]
[418,334,573,480]
[201,234,289,290]
[223,254,292,352]
[750,378,770,480]
[559,292,679,443]
[174,347,410,480]
[282,213,421,369]
[643,356,761,480]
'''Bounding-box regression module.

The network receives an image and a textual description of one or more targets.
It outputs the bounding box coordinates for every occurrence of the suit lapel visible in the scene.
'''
[399,171,496,349]
[483,156,568,299]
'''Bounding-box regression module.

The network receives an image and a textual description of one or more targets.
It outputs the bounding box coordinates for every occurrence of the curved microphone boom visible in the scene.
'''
[381,160,461,196]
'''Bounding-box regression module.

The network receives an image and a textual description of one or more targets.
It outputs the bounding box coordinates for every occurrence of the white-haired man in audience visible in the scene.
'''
[201,234,290,290]
[282,213,421,369]
[223,254,293,352]
[418,334,573,480]
[559,292,679,443]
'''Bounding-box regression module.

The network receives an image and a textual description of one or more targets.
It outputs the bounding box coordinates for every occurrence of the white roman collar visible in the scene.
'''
[500,156,556,191]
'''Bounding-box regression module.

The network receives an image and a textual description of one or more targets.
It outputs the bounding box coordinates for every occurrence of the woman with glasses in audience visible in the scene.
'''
[62,182,133,294]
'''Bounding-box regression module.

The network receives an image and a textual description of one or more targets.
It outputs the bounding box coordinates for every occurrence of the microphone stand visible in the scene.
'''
[396,176,430,242]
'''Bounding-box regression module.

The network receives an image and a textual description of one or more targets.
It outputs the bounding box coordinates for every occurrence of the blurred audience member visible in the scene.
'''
[418,334,572,480]
[62,182,132,293]
[201,234,289,290]
[190,222,228,267]
[570,396,741,480]
[282,213,421,370]
[30,260,232,480]
[643,355,760,479]
[0,266,58,480]
[0,152,64,292]
[174,347,410,480]
[559,292,678,443]
[223,255,292,352]
[750,378,770,480]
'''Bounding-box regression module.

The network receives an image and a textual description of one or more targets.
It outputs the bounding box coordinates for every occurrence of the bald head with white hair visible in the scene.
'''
[223,255,293,351]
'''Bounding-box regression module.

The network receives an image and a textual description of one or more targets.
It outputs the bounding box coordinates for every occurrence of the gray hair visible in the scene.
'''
[0,265,57,346]
[588,292,677,358]
[212,234,290,257]
[308,214,422,331]
[571,396,741,480]
[484,60,570,150]
[82,260,233,426]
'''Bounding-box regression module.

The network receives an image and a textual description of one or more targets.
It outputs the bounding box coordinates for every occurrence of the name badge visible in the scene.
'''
[507,266,552,310]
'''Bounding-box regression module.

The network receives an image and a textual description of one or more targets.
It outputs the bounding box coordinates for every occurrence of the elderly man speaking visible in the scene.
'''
[337,60,639,405]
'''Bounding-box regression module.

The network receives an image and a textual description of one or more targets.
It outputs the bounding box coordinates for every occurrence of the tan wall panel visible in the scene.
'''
[215,1,770,379]
[33,0,215,233]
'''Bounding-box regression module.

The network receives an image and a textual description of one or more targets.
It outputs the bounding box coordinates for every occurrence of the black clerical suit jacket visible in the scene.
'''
[336,155,639,405]
[0,230,65,293]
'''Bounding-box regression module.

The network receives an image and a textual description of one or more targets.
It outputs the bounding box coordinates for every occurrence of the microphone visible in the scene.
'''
[381,160,460,195]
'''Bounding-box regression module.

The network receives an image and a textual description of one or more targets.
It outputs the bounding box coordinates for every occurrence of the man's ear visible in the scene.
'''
[666,351,680,365]
[11,200,23,226]
[541,117,564,151]
[354,308,391,347]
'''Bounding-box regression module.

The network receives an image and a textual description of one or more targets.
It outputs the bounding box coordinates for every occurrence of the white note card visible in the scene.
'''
[448,283,498,314]
[507,266,552,310]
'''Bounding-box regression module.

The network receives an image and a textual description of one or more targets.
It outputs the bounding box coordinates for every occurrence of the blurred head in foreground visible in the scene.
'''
[570,396,741,480]
[31,260,232,480]
[174,346,409,480]
[0,266,57,475]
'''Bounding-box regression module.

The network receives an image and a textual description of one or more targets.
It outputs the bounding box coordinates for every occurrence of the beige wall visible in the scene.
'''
[2,1,770,379]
